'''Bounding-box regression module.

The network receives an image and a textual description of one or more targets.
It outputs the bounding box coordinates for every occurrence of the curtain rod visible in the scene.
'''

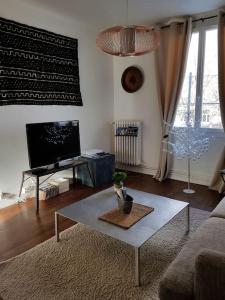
[192,15,217,23]
[160,14,219,29]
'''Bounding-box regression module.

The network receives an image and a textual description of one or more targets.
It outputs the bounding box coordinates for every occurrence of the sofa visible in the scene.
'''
[159,197,225,300]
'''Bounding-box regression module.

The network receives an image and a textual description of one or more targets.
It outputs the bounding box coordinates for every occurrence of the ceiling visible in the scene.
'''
[26,0,225,29]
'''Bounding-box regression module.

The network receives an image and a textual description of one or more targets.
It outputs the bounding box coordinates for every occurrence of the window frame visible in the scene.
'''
[175,19,224,136]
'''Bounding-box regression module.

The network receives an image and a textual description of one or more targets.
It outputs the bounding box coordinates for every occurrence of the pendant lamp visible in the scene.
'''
[96,0,160,56]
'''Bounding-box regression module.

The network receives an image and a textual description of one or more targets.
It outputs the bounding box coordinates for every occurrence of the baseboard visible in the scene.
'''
[61,164,211,187]
[116,163,156,176]
[117,163,211,187]
[168,169,211,186]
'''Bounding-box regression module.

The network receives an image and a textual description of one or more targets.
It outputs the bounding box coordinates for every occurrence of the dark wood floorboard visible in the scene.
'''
[0,172,222,262]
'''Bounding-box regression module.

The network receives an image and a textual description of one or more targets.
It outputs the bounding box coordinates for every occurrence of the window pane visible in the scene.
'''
[174,32,199,127]
[201,28,222,129]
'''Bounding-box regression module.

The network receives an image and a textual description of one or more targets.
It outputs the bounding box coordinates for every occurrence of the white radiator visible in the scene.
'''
[113,120,142,166]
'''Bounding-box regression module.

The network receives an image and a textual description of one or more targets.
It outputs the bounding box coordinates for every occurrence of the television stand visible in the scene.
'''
[19,158,94,214]
[31,167,48,175]
[53,160,74,168]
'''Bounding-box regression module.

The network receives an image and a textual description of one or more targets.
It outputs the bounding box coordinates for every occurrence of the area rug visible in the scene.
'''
[0,208,209,300]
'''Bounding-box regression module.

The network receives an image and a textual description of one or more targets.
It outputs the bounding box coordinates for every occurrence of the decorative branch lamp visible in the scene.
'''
[96,0,160,56]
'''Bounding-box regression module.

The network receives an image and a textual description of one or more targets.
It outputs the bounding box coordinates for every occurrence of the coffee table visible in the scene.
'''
[55,188,189,286]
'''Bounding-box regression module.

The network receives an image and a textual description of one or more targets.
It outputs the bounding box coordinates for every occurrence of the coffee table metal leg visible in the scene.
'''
[55,212,60,242]
[185,205,190,233]
[135,247,140,286]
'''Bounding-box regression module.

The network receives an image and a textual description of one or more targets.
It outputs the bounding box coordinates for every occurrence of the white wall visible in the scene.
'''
[0,0,114,194]
[113,54,225,186]
[113,54,162,174]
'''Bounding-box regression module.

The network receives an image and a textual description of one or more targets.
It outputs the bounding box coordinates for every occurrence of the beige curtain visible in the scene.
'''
[210,10,225,193]
[154,18,192,181]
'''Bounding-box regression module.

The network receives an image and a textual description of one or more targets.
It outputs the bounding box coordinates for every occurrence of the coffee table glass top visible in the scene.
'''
[57,188,189,248]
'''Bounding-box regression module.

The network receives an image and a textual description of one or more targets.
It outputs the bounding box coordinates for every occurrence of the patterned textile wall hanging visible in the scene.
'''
[0,17,83,106]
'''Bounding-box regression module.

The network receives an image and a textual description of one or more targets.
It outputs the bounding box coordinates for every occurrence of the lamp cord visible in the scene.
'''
[126,0,128,25]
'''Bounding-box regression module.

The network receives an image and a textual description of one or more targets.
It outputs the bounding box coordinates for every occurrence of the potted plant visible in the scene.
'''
[112,172,133,214]
[112,171,127,191]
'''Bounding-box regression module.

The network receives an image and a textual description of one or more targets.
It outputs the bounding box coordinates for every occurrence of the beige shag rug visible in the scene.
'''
[0,208,209,300]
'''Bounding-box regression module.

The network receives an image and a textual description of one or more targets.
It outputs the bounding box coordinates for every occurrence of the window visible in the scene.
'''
[174,21,223,130]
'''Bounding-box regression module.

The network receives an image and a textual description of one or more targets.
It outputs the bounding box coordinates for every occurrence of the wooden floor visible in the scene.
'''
[0,172,222,262]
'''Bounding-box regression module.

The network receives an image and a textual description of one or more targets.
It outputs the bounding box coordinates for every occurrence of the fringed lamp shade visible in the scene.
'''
[96,25,160,56]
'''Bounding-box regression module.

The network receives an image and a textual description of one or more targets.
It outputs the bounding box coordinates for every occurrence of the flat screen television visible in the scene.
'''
[26,120,81,169]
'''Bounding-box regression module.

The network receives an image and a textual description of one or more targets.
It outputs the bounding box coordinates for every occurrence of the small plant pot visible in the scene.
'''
[122,199,133,214]
[116,188,133,214]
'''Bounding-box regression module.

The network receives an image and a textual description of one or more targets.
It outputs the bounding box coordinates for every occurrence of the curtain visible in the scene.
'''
[210,10,225,193]
[154,18,192,181]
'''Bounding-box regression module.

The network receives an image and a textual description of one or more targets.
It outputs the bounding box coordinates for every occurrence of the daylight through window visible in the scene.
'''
[174,22,222,130]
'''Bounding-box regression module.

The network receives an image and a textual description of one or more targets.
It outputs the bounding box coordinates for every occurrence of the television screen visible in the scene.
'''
[26,120,81,169]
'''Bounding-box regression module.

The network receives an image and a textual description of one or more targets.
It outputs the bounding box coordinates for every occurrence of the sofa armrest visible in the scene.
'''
[195,249,225,300]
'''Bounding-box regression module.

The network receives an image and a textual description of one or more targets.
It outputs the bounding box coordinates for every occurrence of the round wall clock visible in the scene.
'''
[121,66,144,93]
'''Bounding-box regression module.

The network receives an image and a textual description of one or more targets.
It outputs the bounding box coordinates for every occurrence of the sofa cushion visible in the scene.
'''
[159,217,225,300]
[210,197,225,219]
[195,249,225,300]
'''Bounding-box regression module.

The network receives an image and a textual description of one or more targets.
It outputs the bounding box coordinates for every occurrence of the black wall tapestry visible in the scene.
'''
[0,17,83,106]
